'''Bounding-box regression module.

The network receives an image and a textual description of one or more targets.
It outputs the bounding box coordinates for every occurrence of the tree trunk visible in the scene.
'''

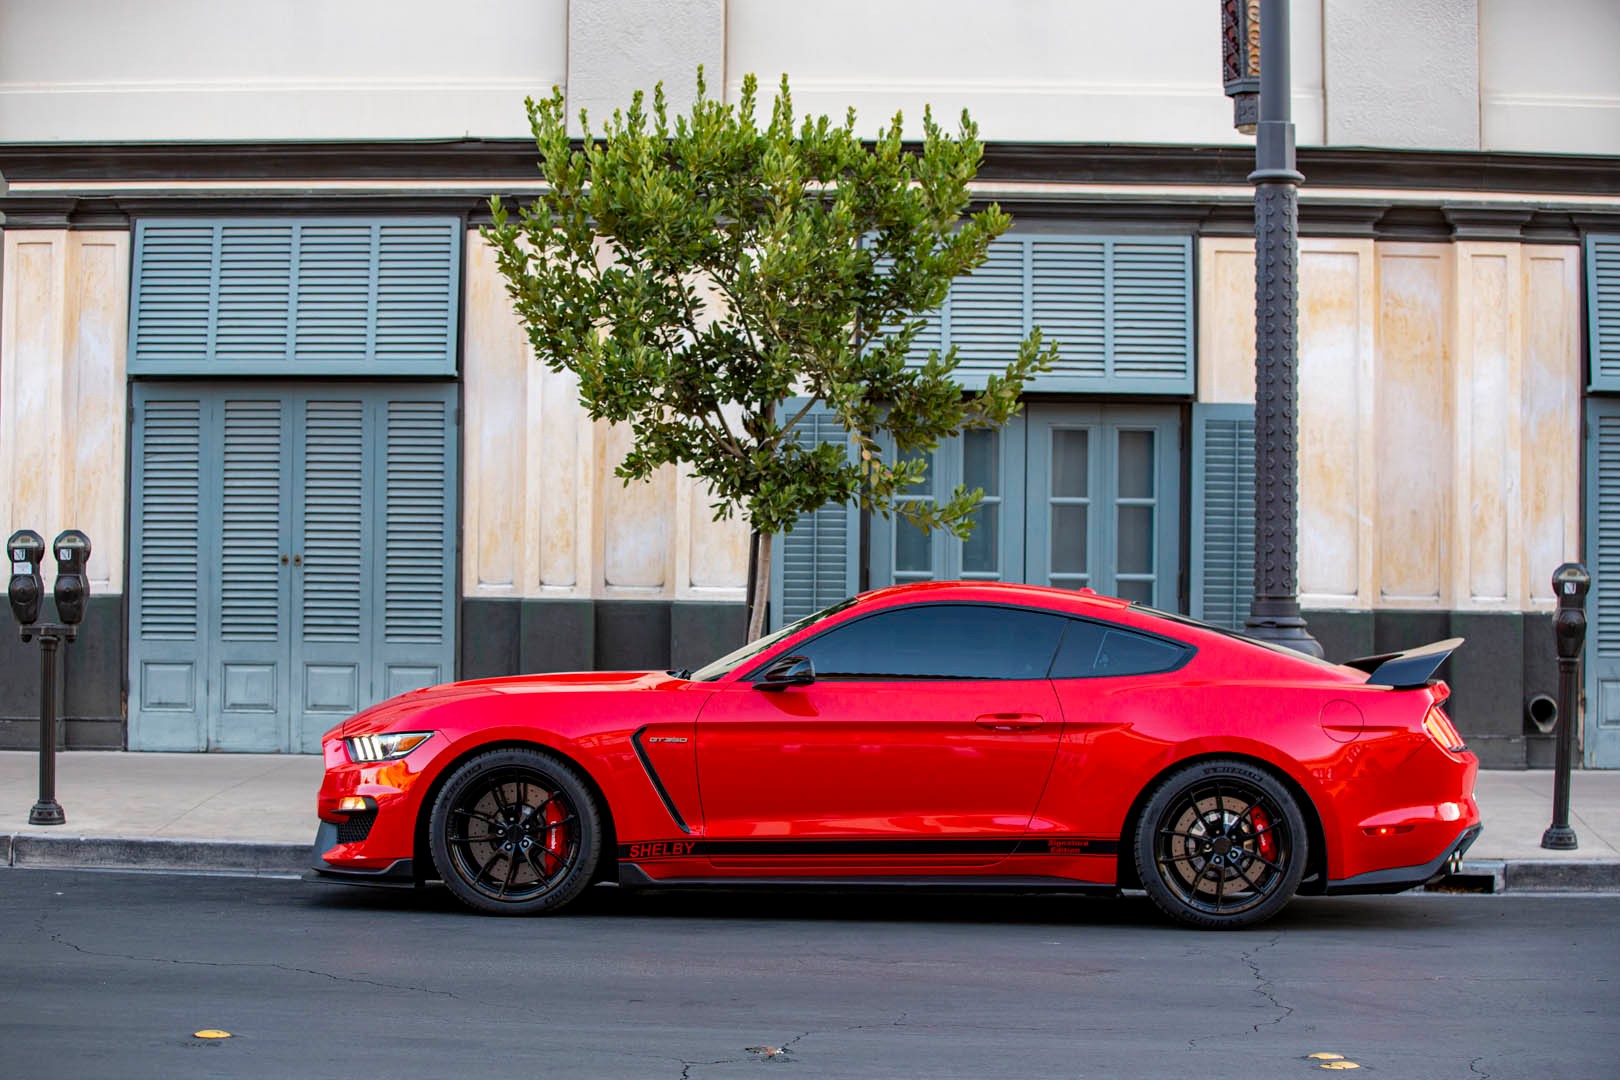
[746,530,772,641]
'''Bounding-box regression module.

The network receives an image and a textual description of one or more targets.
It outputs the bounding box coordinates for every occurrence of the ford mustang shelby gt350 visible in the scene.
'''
[310,581,1481,928]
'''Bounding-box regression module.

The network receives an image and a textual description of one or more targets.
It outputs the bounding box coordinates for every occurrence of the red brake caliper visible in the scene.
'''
[1250,805,1276,860]
[544,796,569,869]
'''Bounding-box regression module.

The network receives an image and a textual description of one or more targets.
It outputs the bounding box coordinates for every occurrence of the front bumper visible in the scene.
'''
[1321,823,1483,896]
[308,819,419,888]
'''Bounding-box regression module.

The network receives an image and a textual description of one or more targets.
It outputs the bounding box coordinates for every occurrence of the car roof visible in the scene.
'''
[850,580,1135,617]
[840,581,1363,683]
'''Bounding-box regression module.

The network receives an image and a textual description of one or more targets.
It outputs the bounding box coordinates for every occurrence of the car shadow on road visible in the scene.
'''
[301,877,1470,933]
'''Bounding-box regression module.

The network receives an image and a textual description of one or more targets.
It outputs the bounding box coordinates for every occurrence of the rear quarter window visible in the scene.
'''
[1049,619,1191,679]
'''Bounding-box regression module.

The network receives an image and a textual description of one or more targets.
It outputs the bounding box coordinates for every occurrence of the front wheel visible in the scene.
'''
[1134,759,1307,930]
[429,748,602,915]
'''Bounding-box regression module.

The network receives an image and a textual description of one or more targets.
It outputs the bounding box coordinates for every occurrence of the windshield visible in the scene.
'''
[688,597,860,681]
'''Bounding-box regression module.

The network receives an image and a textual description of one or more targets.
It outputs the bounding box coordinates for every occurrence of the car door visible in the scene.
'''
[693,603,1068,870]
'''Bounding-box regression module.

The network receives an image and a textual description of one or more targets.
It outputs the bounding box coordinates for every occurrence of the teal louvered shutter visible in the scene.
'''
[376,222,461,368]
[215,225,293,366]
[289,387,456,752]
[1586,401,1620,766]
[1190,403,1255,629]
[889,233,1192,394]
[948,239,1028,379]
[1110,238,1194,391]
[769,402,859,630]
[1031,238,1107,380]
[129,391,209,751]
[294,225,372,365]
[1589,235,1620,392]
[293,395,370,751]
[130,218,460,376]
[208,396,292,752]
[129,384,456,753]
[130,226,215,368]
[373,395,458,706]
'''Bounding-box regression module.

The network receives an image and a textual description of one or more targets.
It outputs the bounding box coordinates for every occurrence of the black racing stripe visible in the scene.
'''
[630,726,692,834]
[617,836,1118,860]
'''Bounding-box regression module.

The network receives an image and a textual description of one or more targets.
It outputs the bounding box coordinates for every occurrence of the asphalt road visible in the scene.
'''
[1,870,1615,1080]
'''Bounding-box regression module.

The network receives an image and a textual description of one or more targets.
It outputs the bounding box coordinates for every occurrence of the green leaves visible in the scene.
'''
[484,69,1055,539]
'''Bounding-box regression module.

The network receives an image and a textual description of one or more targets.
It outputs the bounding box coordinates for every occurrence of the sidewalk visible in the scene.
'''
[2,750,1619,889]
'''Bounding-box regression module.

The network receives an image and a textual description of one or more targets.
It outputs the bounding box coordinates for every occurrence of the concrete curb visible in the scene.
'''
[1,834,308,876]
[1504,859,1620,892]
[3,835,1620,892]
[1429,858,1620,894]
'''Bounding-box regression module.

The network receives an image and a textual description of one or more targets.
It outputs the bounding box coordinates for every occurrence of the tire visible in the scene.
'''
[1133,758,1307,930]
[429,748,602,915]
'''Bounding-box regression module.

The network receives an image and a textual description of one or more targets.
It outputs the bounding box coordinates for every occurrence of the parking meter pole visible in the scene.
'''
[27,630,65,826]
[1541,562,1589,852]
[1540,652,1579,848]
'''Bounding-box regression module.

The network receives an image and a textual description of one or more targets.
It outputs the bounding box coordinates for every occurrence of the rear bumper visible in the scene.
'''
[1321,823,1482,896]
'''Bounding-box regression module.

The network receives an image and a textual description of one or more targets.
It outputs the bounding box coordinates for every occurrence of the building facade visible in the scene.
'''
[1,0,1616,767]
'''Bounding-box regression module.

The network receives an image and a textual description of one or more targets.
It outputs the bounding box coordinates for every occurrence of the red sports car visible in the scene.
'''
[310,581,1481,929]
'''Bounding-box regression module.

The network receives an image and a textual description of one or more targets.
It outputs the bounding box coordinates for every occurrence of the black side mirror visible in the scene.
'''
[756,655,815,691]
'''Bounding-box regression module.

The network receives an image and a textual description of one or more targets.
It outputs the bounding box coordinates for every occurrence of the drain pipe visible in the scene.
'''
[1526,693,1558,736]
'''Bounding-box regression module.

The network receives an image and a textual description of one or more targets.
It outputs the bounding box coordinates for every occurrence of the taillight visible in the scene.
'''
[1423,706,1467,752]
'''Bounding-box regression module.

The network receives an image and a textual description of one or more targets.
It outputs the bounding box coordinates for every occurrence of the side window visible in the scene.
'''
[787,605,1066,680]
[1050,619,1189,678]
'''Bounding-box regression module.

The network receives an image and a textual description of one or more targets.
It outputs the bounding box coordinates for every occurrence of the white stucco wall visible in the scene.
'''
[2,0,1615,153]
[0,0,566,141]
[1480,0,1620,154]
[567,0,726,135]
[724,0,1325,146]
[1323,0,1481,150]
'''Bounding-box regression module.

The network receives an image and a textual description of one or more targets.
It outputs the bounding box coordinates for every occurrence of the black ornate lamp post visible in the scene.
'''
[1221,0,1260,134]
[1223,0,1322,657]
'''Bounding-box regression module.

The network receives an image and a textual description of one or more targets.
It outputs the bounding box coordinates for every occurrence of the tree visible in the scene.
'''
[485,70,1055,641]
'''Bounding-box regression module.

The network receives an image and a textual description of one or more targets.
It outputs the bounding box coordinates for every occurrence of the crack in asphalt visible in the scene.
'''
[41,916,462,1001]
[1185,934,1292,1049]
[1469,1056,1492,1079]
[1243,933,1294,1034]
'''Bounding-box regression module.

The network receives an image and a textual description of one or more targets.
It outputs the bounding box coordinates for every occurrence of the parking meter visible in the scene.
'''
[8,529,45,627]
[52,529,91,626]
[1542,562,1591,850]
[1552,562,1590,660]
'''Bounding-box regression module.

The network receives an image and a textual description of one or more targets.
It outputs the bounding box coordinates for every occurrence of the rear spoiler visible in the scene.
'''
[1343,637,1464,689]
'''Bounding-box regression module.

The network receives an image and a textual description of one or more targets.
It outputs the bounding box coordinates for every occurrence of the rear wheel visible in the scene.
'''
[429,748,601,915]
[1134,759,1307,930]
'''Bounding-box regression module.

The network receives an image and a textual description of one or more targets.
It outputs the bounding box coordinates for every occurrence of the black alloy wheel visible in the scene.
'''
[429,748,601,915]
[1134,758,1307,930]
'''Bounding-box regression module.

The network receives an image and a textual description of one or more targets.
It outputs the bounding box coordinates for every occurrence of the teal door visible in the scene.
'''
[866,403,1181,606]
[1587,398,1620,768]
[1023,405,1180,607]
[129,382,458,752]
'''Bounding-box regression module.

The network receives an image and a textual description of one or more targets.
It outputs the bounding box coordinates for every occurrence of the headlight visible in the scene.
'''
[346,731,434,763]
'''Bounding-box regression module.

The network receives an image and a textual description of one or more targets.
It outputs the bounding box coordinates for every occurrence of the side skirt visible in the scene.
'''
[616,863,1120,895]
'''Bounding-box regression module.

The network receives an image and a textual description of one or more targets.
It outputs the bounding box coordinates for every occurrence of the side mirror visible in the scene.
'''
[756,655,815,691]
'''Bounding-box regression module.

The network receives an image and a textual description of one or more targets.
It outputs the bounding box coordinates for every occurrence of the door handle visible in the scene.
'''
[974,713,1044,732]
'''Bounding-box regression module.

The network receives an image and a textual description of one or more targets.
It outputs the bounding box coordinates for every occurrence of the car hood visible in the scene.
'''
[338,670,678,738]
